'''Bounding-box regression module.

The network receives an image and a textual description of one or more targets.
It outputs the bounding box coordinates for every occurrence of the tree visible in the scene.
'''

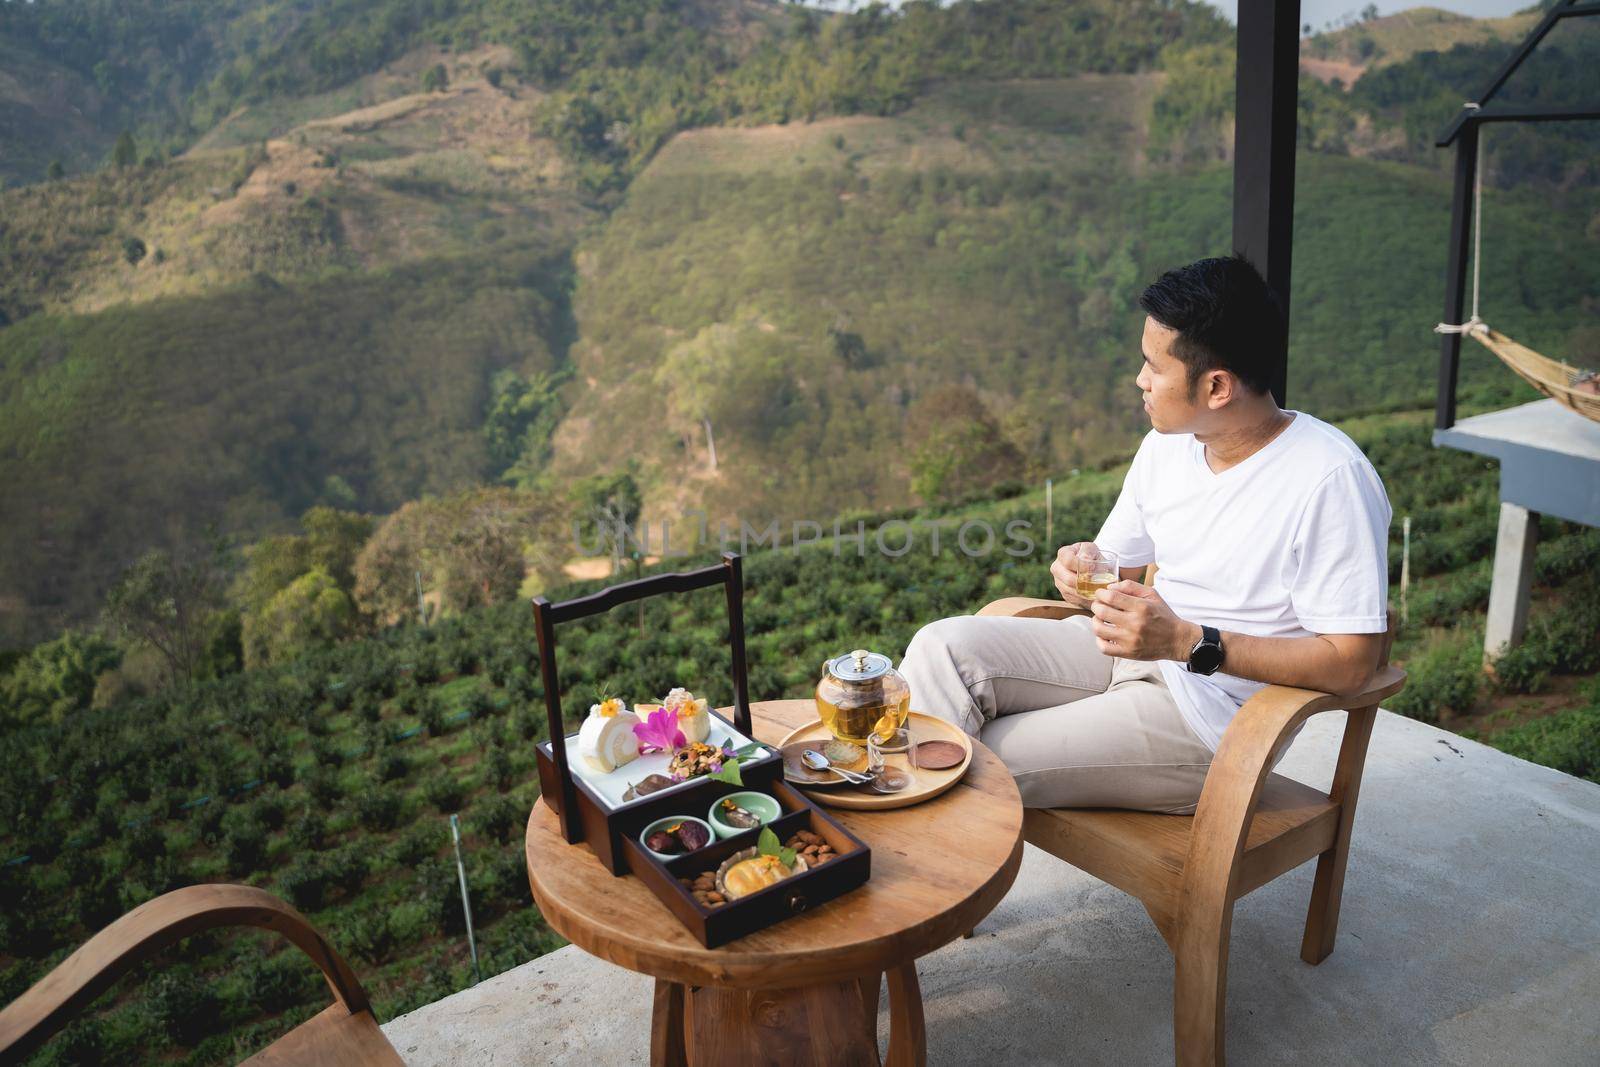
[421,63,449,93]
[483,368,567,484]
[46,160,64,181]
[0,632,121,727]
[102,539,229,684]
[122,236,147,265]
[111,130,137,169]
[234,508,372,667]
[353,488,565,623]
[571,471,643,574]
[242,569,354,668]
[907,385,1024,504]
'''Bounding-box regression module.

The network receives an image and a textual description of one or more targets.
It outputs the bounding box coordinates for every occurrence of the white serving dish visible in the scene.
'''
[557,711,769,811]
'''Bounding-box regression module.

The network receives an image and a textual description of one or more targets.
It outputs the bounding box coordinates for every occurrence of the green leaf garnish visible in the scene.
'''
[780,846,797,867]
[757,826,780,857]
[731,743,763,759]
[709,758,743,786]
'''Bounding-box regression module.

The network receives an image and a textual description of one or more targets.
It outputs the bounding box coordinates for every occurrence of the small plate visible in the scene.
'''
[780,742,858,787]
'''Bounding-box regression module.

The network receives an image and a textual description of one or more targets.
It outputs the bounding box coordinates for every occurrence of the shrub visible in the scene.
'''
[388,821,440,866]
[376,749,411,783]
[419,693,447,737]
[251,792,287,831]
[223,819,268,876]
[1390,637,1482,724]
[279,857,329,911]
[485,746,515,792]
[471,793,521,843]
[305,768,343,806]
[1488,700,1600,783]
[423,771,466,813]
[356,783,403,831]
[242,952,319,1013]
[1492,640,1555,696]
[287,808,326,851]
[150,967,219,1045]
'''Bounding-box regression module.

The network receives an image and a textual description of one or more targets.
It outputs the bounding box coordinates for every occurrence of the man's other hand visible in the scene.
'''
[1049,542,1096,610]
[1089,580,1199,662]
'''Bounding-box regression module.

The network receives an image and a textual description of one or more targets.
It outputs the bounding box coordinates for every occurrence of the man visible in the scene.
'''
[899,256,1391,813]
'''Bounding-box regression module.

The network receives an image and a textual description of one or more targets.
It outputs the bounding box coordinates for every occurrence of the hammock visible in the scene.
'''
[1452,322,1600,423]
[1435,133,1600,424]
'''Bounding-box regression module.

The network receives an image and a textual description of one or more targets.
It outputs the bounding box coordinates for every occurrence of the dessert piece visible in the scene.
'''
[718,852,805,899]
[578,697,639,773]
[667,741,735,781]
[622,773,676,802]
[638,687,712,744]
[717,798,760,829]
[644,820,711,855]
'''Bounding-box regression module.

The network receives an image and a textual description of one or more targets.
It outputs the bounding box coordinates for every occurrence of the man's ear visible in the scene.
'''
[1203,368,1235,409]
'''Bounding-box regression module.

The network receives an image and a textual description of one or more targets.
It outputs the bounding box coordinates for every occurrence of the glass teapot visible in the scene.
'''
[815,648,911,746]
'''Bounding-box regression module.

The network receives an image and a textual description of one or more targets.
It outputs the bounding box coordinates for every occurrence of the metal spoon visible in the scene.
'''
[801,748,876,784]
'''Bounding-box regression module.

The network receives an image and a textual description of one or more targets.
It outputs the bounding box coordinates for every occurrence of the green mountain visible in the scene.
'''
[2,0,1597,647]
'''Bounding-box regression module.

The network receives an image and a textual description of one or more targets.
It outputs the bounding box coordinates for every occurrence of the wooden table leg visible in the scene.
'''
[682,980,879,1066]
[651,979,689,1067]
[885,962,926,1067]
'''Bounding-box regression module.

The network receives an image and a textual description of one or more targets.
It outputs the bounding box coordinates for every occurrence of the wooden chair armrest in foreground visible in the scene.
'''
[974,593,1405,1067]
[0,883,403,1066]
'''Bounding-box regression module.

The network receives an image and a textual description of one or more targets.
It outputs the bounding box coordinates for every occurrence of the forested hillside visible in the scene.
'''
[1,0,1597,649]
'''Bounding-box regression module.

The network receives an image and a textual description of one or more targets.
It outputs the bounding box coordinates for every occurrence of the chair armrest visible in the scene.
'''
[1176,666,1406,945]
[0,884,372,1064]
[975,596,1087,620]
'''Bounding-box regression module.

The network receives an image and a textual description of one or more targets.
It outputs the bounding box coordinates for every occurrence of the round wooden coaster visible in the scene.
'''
[911,740,965,770]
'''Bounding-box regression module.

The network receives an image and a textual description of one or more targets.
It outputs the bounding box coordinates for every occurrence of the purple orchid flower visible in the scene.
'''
[633,707,686,754]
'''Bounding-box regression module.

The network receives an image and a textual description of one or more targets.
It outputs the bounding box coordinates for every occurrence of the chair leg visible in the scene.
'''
[1172,905,1230,1067]
[1300,837,1352,965]
[1301,703,1377,965]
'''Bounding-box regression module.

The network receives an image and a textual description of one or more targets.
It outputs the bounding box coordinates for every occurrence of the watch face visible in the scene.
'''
[1191,641,1224,675]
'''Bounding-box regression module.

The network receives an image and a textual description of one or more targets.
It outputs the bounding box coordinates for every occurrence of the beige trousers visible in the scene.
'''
[898,614,1215,813]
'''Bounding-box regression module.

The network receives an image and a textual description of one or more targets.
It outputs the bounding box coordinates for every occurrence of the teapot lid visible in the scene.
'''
[828,648,892,683]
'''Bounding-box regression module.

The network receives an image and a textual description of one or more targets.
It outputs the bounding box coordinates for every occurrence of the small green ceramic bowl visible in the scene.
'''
[639,816,714,860]
[706,791,782,839]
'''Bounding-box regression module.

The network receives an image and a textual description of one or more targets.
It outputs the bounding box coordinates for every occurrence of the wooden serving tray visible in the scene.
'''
[777,712,974,810]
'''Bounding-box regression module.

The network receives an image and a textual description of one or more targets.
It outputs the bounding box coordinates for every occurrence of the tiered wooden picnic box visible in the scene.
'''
[532,552,870,947]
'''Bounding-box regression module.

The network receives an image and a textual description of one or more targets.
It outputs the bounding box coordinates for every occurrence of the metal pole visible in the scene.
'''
[1045,478,1053,554]
[1232,0,1301,408]
[449,814,481,984]
[1401,516,1411,627]
[1436,122,1479,431]
[415,569,427,627]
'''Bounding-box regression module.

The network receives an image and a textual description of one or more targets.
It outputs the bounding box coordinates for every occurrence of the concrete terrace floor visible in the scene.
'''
[384,710,1600,1066]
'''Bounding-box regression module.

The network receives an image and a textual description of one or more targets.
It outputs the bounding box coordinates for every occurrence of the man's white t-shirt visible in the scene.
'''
[1094,411,1391,750]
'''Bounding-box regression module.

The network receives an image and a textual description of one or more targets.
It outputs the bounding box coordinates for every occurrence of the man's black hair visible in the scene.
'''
[1137,254,1284,396]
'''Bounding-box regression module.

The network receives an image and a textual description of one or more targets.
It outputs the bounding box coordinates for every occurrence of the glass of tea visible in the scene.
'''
[1075,545,1121,601]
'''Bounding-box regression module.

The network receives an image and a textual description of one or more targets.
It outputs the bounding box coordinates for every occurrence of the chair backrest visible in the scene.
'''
[0,884,403,1066]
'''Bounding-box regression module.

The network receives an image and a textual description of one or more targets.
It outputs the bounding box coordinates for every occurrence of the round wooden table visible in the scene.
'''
[525,699,1024,1067]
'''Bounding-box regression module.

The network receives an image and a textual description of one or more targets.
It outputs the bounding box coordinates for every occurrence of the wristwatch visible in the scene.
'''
[1187,625,1224,676]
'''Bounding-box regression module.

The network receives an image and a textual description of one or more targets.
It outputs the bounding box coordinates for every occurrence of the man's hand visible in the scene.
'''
[1049,542,1097,610]
[1089,580,1200,662]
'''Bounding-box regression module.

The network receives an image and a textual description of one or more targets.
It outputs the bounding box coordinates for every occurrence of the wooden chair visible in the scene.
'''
[0,884,404,1066]
[974,592,1405,1067]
